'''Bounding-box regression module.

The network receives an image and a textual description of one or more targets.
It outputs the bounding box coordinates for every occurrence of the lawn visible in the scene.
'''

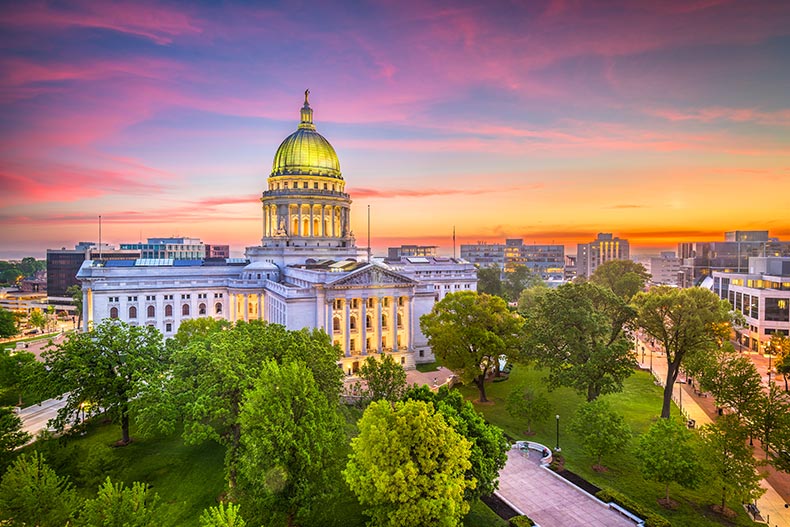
[457,364,756,527]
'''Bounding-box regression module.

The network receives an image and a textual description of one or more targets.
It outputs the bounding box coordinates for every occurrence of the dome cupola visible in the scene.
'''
[270,90,341,179]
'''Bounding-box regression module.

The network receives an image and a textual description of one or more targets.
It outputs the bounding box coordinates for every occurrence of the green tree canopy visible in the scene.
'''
[79,477,160,527]
[66,285,83,327]
[769,334,790,392]
[634,286,733,418]
[420,291,521,402]
[200,503,246,527]
[0,348,40,406]
[699,414,765,513]
[569,399,631,469]
[523,281,637,401]
[745,382,790,464]
[476,264,504,298]
[506,382,551,435]
[503,265,541,303]
[637,418,704,503]
[404,385,509,500]
[358,353,407,402]
[136,321,342,493]
[239,360,345,526]
[0,306,17,338]
[43,319,167,444]
[589,260,650,301]
[700,354,762,417]
[29,309,46,331]
[0,406,30,464]
[344,399,474,527]
[0,452,79,527]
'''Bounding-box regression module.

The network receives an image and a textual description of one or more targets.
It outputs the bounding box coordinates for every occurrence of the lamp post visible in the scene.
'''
[555,414,561,452]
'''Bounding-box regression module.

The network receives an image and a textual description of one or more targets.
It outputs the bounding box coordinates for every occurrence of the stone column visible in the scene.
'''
[257,293,263,321]
[229,293,235,322]
[392,295,398,351]
[298,203,303,237]
[361,297,367,355]
[243,293,249,322]
[377,297,383,353]
[344,299,351,357]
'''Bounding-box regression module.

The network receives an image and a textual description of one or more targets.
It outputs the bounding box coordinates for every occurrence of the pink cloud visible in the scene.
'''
[2,1,202,45]
[646,106,790,126]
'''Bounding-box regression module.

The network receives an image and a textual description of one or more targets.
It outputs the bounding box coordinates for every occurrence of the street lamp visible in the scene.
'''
[555,414,561,452]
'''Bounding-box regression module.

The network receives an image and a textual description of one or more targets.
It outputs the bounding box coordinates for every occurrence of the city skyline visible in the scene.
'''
[1,0,789,259]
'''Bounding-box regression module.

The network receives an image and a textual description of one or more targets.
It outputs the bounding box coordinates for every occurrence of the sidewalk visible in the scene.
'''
[636,336,790,527]
[497,447,637,527]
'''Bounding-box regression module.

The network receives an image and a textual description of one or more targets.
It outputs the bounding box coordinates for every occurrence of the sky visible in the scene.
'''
[1,0,789,259]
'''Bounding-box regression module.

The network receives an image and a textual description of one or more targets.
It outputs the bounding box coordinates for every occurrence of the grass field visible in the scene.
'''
[457,364,756,527]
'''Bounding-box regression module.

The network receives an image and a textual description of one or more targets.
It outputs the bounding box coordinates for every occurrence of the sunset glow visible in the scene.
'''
[1,1,789,258]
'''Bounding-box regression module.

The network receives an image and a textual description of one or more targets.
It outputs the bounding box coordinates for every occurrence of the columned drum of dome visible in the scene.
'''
[260,91,354,249]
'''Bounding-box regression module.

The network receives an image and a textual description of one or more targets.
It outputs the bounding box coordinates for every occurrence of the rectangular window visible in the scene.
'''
[765,298,790,322]
[165,323,172,332]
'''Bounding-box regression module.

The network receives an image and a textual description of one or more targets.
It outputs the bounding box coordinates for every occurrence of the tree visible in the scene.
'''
[239,360,345,526]
[769,334,790,392]
[516,283,548,316]
[0,348,39,406]
[699,414,765,514]
[505,382,551,435]
[569,399,631,470]
[476,264,504,298]
[523,281,637,401]
[29,309,46,332]
[344,399,474,527]
[0,306,17,338]
[79,477,160,527]
[637,418,704,504]
[0,452,79,527]
[589,260,650,301]
[700,354,762,418]
[420,292,521,402]
[503,265,541,303]
[136,321,342,493]
[66,285,83,328]
[43,319,167,444]
[358,354,407,402]
[404,385,509,500]
[634,286,732,418]
[0,406,30,463]
[745,382,790,463]
[200,503,246,527]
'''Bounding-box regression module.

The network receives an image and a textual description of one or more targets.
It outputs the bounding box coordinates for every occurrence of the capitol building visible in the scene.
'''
[78,93,477,373]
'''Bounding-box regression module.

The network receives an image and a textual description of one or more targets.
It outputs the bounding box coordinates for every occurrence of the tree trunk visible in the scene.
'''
[121,411,130,444]
[475,375,488,403]
[228,421,241,490]
[587,384,599,402]
[665,483,670,502]
[661,362,680,419]
[721,486,726,512]
[784,373,788,392]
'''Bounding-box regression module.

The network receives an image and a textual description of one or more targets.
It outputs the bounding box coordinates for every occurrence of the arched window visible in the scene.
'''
[350,316,357,330]
[215,302,222,314]
[366,315,372,329]
[198,303,206,315]
[147,305,155,318]
[182,304,190,316]
[129,306,137,319]
[165,304,173,317]
[333,317,340,332]
[382,315,388,329]
[110,307,118,319]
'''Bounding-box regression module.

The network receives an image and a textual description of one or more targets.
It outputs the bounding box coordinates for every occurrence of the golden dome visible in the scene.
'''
[270,90,341,179]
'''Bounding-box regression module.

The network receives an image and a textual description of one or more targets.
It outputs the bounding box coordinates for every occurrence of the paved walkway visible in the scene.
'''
[637,335,790,527]
[496,447,637,527]
[18,397,67,437]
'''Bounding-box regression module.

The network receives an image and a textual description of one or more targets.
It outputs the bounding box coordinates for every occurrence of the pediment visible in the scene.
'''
[327,264,416,289]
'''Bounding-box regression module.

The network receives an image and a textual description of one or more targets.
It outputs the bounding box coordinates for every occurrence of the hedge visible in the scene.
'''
[596,488,671,527]
[509,515,535,527]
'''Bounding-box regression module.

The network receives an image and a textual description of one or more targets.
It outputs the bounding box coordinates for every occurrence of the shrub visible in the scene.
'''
[509,515,535,527]
[596,488,671,527]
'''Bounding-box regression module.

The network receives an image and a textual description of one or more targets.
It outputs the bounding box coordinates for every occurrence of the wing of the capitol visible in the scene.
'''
[77,93,477,374]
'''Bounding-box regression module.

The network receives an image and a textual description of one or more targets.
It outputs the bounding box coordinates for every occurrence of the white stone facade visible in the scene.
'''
[77,96,478,373]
